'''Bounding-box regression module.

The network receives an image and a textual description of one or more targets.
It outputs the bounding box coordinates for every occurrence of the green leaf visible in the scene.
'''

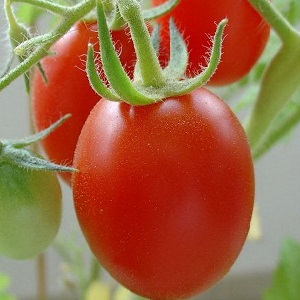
[162,18,188,79]
[263,239,300,300]
[251,87,300,160]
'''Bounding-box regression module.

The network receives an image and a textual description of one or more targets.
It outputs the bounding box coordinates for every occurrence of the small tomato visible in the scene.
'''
[0,163,61,259]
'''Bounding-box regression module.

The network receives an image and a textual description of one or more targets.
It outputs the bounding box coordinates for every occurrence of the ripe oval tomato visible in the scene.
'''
[72,88,254,299]
[31,20,137,184]
[152,0,270,85]
[0,163,61,259]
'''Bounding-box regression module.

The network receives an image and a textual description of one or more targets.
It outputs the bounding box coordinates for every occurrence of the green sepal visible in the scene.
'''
[0,147,76,172]
[86,44,121,101]
[37,61,48,84]
[142,0,180,21]
[150,24,161,55]
[164,18,228,95]
[135,18,227,99]
[8,114,71,148]
[162,18,188,79]
[0,114,77,173]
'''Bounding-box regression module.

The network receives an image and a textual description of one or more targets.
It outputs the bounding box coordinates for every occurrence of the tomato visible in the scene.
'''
[0,163,61,259]
[30,20,137,184]
[152,0,270,85]
[72,88,254,299]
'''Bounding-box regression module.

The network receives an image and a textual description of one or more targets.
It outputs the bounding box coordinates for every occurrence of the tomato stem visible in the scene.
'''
[247,0,299,44]
[0,0,95,92]
[252,97,300,160]
[4,0,32,91]
[242,0,300,156]
[118,0,166,87]
[244,36,300,152]
[12,0,69,15]
[94,0,155,105]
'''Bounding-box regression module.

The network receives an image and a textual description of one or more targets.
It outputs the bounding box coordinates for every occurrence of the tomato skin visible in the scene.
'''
[73,88,254,299]
[152,0,270,85]
[31,21,137,183]
[0,163,61,259]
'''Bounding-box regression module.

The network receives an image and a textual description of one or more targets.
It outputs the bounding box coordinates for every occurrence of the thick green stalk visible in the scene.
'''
[245,0,300,151]
[118,0,165,87]
[247,0,298,44]
[0,0,95,91]
[4,0,32,90]
[12,0,69,15]
[245,40,300,149]
[252,99,300,160]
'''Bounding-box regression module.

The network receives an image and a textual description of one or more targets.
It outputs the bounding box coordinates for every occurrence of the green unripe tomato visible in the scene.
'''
[0,162,62,259]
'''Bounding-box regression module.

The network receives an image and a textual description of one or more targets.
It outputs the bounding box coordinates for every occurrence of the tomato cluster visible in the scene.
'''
[28,0,261,299]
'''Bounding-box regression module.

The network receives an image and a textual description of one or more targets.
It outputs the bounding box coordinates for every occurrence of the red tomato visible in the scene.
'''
[30,20,137,183]
[152,0,270,85]
[72,88,254,299]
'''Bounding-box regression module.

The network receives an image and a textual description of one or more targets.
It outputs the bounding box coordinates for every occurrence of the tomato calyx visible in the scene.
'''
[0,115,77,172]
[86,0,227,106]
